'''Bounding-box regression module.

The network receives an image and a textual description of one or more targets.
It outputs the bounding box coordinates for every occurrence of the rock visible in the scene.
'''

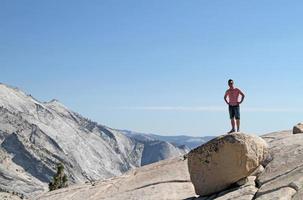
[215,185,258,200]
[288,175,303,191]
[255,131,303,198]
[236,177,249,186]
[35,157,197,200]
[187,132,269,196]
[250,165,265,177]
[0,83,191,197]
[0,192,22,200]
[36,130,303,200]
[255,187,296,200]
[196,176,258,200]
[293,123,303,134]
[292,188,303,200]
[196,196,210,200]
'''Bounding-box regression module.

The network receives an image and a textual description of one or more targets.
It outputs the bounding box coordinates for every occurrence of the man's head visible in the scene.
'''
[228,79,234,88]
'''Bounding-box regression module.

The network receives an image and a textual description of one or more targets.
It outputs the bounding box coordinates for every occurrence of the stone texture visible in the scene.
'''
[0,83,189,197]
[35,157,196,200]
[293,123,303,134]
[255,187,296,200]
[195,176,257,200]
[250,165,264,176]
[215,176,257,200]
[255,131,303,198]
[236,177,249,186]
[35,130,303,200]
[187,132,268,196]
[215,185,257,200]
[292,188,303,200]
[0,192,22,200]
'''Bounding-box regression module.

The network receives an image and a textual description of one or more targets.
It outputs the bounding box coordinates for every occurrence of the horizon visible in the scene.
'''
[2,1,303,136]
[0,81,297,137]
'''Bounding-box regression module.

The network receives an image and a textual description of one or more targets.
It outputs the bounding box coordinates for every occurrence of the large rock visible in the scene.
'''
[255,131,303,199]
[293,123,303,134]
[187,132,269,196]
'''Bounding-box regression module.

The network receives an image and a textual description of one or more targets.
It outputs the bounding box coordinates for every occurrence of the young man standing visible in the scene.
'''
[224,79,245,133]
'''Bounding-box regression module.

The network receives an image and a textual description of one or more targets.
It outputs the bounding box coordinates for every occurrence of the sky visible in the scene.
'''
[1,0,303,136]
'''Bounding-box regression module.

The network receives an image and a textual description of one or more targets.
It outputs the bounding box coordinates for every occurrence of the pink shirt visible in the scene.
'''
[225,88,243,106]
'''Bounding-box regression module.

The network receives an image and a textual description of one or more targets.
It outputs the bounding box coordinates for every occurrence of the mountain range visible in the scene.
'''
[121,130,214,149]
[0,83,211,198]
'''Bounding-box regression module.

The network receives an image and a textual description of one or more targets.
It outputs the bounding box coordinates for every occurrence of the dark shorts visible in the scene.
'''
[229,105,240,119]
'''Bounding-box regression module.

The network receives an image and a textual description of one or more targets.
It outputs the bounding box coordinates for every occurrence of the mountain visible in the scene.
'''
[121,130,214,149]
[0,83,188,198]
[36,130,303,200]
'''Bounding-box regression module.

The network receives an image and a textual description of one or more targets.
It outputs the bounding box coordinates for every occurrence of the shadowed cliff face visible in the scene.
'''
[1,133,54,183]
[0,83,188,198]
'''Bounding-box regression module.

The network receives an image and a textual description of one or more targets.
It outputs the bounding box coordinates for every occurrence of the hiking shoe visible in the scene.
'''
[227,129,235,134]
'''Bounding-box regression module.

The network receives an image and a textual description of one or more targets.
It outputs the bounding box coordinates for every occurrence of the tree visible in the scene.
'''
[49,163,68,191]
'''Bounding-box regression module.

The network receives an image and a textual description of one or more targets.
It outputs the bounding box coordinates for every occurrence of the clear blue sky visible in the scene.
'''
[1,0,303,136]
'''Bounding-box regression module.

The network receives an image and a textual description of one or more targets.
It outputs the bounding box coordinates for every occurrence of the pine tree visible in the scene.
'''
[49,163,68,191]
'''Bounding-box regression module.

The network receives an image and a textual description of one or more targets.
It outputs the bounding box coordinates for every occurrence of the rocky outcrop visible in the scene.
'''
[35,130,303,200]
[187,132,269,196]
[35,157,195,200]
[0,192,22,200]
[254,131,303,199]
[0,83,189,198]
[196,176,258,200]
[293,123,303,134]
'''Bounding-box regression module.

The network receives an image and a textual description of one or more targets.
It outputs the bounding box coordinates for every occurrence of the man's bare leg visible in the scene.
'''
[236,119,240,132]
[228,119,235,133]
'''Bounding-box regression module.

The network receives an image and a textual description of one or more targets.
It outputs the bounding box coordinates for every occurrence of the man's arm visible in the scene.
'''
[224,90,229,105]
[239,89,245,104]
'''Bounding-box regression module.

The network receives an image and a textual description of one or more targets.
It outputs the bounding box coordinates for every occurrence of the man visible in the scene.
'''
[224,79,245,133]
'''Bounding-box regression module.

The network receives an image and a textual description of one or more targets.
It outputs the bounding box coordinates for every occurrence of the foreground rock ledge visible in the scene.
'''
[187,132,269,196]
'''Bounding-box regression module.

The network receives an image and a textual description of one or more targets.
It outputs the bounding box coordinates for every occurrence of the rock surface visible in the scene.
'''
[293,123,303,134]
[36,131,303,200]
[36,130,303,200]
[255,130,303,199]
[0,192,22,200]
[187,132,268,196]
[35,157,196,200]
[206,176,258,200]
[2,84,303,199]
[0,83,189,198]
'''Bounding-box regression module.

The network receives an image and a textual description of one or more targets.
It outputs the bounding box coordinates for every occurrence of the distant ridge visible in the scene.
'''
[0,83,188,198]
[120,129,214,149]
